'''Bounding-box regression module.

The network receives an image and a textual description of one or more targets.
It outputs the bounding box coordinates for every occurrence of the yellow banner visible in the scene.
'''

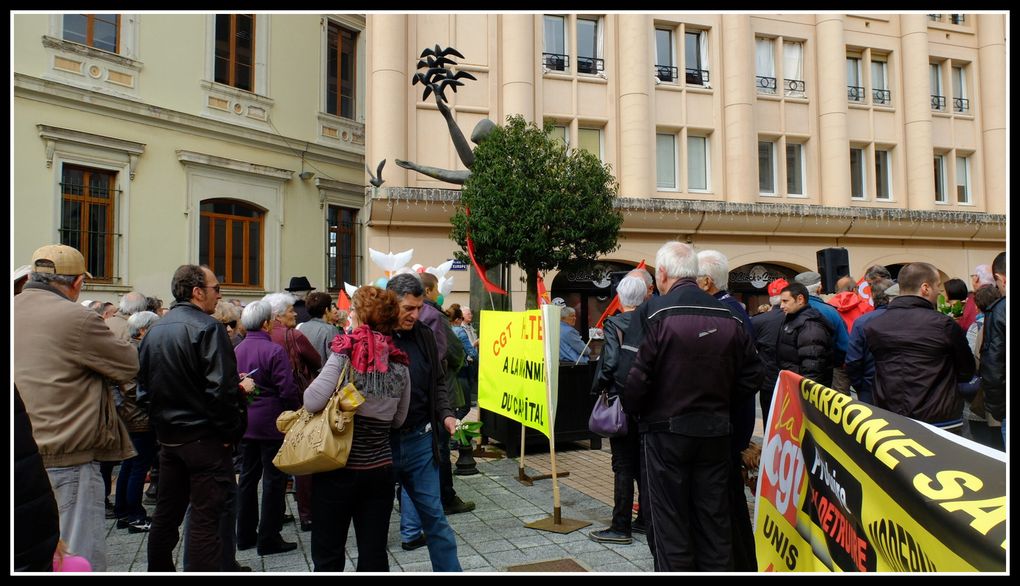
[477,309,554,438]
[754,371,1006,572]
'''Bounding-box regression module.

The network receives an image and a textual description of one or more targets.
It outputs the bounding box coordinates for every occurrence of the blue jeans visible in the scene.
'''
[114,431,157,522]
[391,428,461,572]
[47,462,106,572]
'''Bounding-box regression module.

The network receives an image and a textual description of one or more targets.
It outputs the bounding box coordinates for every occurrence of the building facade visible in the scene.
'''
[13,13,368,304]
[365,13,1006,325]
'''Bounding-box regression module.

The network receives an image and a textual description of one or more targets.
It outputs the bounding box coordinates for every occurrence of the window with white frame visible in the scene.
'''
[576,17,603,74]
[847,56,864,102]
[850,147,866,199]
[783,41,805,96]
[63,14,120,53]
[755,38,776,94]
[543,15,568,71]
[546,124,568,147]
[786,143,804,196]
[930,63,945,111]
[685,30,709,86]
[871,58,890,105]
[758,140,776,194]
[655,28,676,82]
[875,149,892,200]
[687,135,709,191]
[933,154,947,203]
[326,22,357,120]
[577,127,603,161]
[952,65,969,113]
[956,154,971,203]
[656,133,677,190]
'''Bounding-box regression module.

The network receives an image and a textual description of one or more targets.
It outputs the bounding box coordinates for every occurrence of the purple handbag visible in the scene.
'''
[588,391,628,438]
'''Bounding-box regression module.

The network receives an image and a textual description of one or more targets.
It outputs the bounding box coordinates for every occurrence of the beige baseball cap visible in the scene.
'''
[31,244,93,278]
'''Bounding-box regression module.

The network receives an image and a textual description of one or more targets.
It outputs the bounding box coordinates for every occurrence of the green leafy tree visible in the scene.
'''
[450,115,622,309]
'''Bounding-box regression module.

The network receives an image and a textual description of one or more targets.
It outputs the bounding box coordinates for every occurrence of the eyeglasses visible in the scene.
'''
[202,284,221,293]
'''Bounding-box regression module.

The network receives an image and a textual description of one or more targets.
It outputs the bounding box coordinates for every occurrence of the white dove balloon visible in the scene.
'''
[438,275,455,297]
[424,259,456,280]
[369,248,414,277]
[343,282,360,299]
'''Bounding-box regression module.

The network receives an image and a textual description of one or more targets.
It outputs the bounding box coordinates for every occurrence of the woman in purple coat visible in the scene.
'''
[233,300,301,556]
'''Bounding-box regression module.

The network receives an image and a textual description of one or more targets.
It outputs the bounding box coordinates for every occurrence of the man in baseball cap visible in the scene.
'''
[31,244,94,281]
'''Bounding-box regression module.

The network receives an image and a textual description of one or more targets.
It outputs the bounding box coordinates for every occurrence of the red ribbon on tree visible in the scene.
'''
[594,259,646,328]
[465,207,508,295]
[537,272,551,306]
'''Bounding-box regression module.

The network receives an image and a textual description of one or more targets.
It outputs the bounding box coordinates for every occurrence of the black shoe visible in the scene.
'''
[257,538,298,556]
[300,520,313,532]
[282,514,295,524]
[589,528,632,544]
[227,563,252,572]
[632,519,647,535]
[116,517,131,529]
[443,496,475,515]
[127,519,152,533]
[237,541,256,551]
[401,533,427,551]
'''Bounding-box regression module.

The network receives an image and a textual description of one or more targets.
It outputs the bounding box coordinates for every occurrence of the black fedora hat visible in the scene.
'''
[285,276,315,292]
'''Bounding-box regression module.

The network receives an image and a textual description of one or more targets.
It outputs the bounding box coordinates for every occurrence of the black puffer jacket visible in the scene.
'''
[979,296,1006,420]
[138,302,246,444]
[777,305,834,387]
[14,386,60,572]
[859,295,975,424]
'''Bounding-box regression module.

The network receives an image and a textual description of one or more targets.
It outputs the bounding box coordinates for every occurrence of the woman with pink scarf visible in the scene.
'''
[302,286,410,572]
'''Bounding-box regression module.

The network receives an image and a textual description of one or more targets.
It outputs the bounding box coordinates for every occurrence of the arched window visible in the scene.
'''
[199,199,263,288]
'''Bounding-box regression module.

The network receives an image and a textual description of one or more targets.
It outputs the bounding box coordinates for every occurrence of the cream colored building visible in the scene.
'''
[366,13,1006,321]
[13,13,369,305]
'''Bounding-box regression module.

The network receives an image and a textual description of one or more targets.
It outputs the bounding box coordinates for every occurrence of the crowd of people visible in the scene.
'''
[13,240,1007,573]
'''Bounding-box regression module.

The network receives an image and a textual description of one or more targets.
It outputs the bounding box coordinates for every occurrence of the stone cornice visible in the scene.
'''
[14,72,363,169]
[176,150,294,180]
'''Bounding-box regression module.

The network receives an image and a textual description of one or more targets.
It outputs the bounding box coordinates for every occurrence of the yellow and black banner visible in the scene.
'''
[755,371,1006,572]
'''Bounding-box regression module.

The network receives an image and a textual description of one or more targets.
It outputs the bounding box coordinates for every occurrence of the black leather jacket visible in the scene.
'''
[591,311,632,398]
[138,302,246,444]
[980,296,1006,420]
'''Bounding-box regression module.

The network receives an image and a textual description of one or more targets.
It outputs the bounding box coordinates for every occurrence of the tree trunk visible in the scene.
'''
[525,266,539,310]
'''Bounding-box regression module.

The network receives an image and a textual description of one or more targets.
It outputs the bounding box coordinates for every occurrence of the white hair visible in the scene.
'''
[627,268,653,287]
[241,300,273,331]
[119,291,148,316]
[561,306,576,320]
[805,282,821,296]
[127,311,160,339]
[655,241,699,281]
[262,292,296,318]
[616,275,647,307]
[697,250,729,291]
[770,295,782,306]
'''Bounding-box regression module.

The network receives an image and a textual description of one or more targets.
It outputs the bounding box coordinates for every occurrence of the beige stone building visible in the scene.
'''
[366,12,1006,328]
[13,13,368,305]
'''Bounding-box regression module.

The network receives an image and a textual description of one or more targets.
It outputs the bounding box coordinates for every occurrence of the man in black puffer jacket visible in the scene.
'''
[777,282,834,387]
[14,385,60,572]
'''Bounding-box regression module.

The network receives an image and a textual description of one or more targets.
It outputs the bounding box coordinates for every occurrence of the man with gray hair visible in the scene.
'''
[559,306,590,364]
[14,244,139,571]
[107,291,150,341]
[623,241,762,571]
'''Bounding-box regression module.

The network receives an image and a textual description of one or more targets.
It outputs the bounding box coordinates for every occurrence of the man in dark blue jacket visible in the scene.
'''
[846,277,896,404]
[980,252,1006,442]
[778,282,835,387]
[623,241,762,572]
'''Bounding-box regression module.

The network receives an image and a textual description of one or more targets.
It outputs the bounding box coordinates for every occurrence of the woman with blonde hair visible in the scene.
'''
[304,286,411,571]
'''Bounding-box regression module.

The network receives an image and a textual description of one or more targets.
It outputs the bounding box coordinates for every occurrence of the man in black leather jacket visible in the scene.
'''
[138,265,250,571]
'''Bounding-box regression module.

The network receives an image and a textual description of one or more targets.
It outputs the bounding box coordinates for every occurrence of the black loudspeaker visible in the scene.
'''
[816,248,850,294]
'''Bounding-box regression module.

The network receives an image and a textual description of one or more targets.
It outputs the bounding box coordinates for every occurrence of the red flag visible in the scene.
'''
[595,260,647,328]
[537,272,551,306]
[336,289,351,311]
[465,207,507,295]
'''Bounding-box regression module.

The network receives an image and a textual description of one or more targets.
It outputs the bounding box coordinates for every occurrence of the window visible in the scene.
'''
[199,200,263,288]
[956,155,970,204]
[755,38,776,94]
[576,17,603,74]
[215,14,255,92]
[687,135,709,191]
[327,23,357,120]
[950,14,966,25]
[847,56,864,102]
[758,140,776,194]
[875,149,892,200]
[62,14,119,53]
[60,165,117,281]
[952,66,969,113]
[656,134,677,190]
[328,205,361,290]
[578,127,602,160]
[546,124,568,147]
[543,15,568,71]
[655,28,676,82]
[871,59,890,105]
[934,155,947,203]
[685,30,708,86]
[850,148,866,199]
[786,143,804,196]
[783,41,805,96]
[930,63,944,111]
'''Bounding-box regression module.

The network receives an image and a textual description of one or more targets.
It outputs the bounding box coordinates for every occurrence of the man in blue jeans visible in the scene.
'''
[387,273,462,572]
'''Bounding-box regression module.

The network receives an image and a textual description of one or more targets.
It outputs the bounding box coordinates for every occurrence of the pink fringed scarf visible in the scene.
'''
[331,325,408,375]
